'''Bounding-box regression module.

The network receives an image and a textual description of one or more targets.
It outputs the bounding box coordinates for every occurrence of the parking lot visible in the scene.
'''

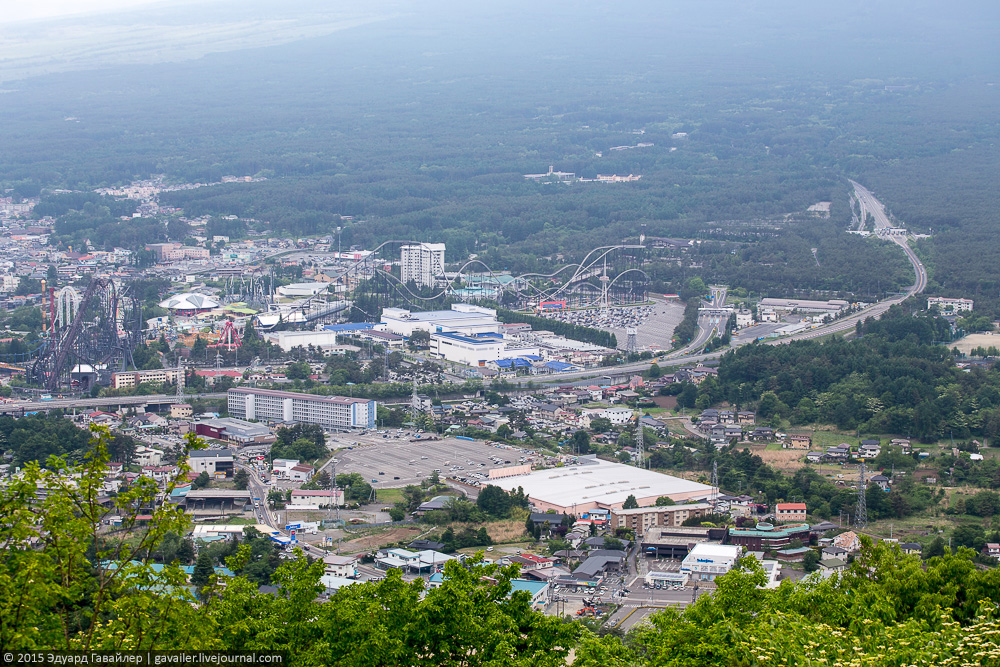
[325,431,542,488]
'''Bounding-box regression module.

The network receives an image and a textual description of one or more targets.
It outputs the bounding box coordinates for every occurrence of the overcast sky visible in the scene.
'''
[0,0,183,23]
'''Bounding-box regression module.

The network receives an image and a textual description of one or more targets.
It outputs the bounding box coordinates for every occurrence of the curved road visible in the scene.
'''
[512,182,927,381]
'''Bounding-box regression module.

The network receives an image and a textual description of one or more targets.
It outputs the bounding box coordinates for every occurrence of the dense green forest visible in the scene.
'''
[1,2,997,308]
[702,301,1000,440]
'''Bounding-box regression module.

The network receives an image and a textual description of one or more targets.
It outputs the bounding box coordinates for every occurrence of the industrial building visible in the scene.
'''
[400,242,446,288]
[927,296,974,313]
[380,303,501,338]
[264,330,342,352]
[227,387,377,430]
[640,526,728,559]
[188,449,235,477]
[757,298,849,315]
[194,417,272,444]
[488,456,715,514]
[429,331,540,366]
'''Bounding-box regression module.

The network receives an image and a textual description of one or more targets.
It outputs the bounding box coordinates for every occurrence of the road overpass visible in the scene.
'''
[0,392,229,415]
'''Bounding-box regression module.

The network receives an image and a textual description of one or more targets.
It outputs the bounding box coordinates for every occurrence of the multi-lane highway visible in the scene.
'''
[779,182,927,343]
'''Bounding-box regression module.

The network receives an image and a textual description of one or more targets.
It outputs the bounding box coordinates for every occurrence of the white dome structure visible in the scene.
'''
[158,292,221,312]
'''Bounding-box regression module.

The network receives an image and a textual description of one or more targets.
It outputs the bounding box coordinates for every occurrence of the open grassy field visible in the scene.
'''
[374,487,405,505]
[339,525,424,552]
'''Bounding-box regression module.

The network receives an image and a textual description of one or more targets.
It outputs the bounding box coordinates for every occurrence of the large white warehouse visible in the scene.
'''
[488,456,715,514]
[380,303,501,337]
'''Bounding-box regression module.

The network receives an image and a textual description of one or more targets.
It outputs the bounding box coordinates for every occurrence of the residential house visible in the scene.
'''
[983,543,1000,559]
[323,554,359,578]
[891,439,912,453]
[899,542,922,555]
[824,444,851,461]
[818,557,847,573]
[737,411,756,425]
[602,407,634,426]
[821,545,848,560]
[749,427,775,442]
[528,513,570,528]
[141,465,177,485]
[831,531,861,553]
[870,474,890,491]
[786,433,811,449]
[134,446,164,466]
[859,441,881,458]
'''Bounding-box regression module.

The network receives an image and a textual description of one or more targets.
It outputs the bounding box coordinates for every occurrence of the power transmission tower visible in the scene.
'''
[711,459,719,508]
[330,457,341,526]
[856,459,868,529]
[635,419,645,469]
[625,328,637,354]
[410,382,422,420]
[176,359,184,400]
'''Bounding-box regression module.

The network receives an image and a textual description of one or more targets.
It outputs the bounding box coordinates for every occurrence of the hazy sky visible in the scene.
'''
[0,0,186,23]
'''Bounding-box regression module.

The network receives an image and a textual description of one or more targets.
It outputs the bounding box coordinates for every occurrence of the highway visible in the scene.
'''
[515,182,927,381]
[779,182,927,343]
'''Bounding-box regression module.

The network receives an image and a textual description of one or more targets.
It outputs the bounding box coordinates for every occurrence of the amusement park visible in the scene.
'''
[0,240,657,392]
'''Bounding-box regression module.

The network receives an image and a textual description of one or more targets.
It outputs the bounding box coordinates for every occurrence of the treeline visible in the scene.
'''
[0,414,139,468]
[708,303,999,440]
[647,217,913,301]
[670,298,701,348]
[33,192,137,219]
[496,308,616,348]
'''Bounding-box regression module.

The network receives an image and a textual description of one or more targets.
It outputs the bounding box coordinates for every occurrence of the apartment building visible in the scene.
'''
[609,502,714,532]
[227,387,376,429]
[112,368,181,389]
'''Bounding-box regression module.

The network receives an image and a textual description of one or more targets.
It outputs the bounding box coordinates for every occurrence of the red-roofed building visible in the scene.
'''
[775,503,807,523]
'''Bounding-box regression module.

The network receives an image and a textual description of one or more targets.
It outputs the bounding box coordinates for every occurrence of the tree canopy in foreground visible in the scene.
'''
[3,427,1000,666]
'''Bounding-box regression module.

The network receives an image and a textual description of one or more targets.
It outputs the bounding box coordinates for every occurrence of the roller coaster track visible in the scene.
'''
[41,278,107,391]
[314,240,648,312]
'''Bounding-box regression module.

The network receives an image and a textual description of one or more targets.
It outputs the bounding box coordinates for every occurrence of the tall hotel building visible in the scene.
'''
[227,388,377,430]
[400,243,446,288]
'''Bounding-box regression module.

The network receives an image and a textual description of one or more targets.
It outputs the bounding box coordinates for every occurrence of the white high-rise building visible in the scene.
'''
[401,243,446,288]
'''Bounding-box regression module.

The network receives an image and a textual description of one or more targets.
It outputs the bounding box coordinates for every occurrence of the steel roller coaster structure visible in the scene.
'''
[286,241,649,316]
[16,279,144,391]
